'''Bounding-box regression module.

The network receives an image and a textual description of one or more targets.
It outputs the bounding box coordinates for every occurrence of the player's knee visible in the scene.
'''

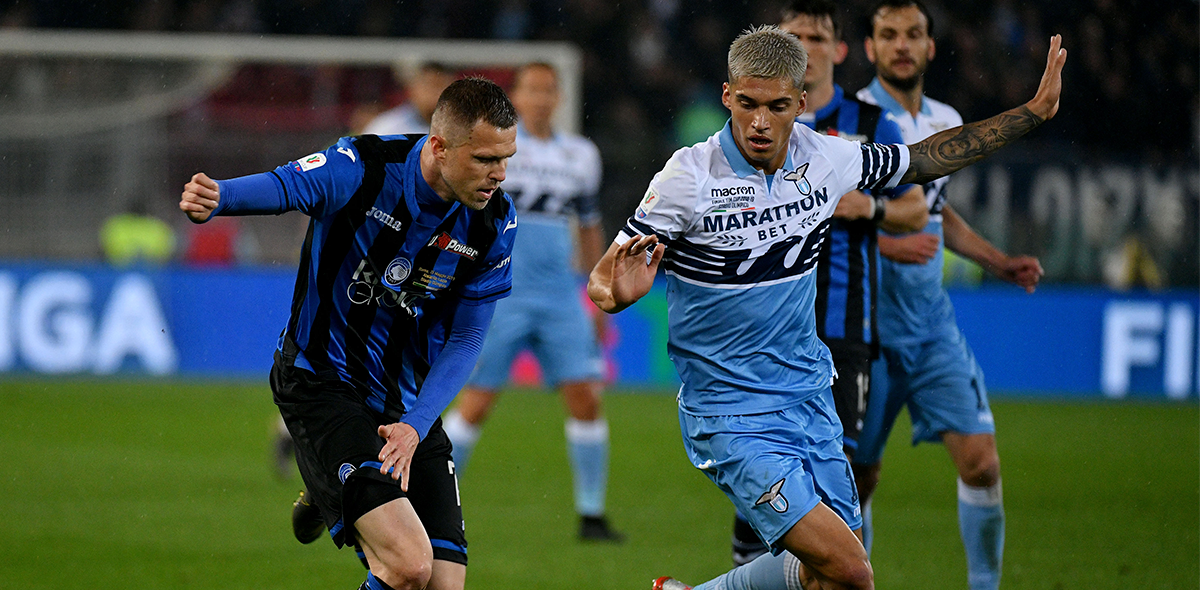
[828,554,874,590]
[561,382,602,421]
[960,454,1000,488]
[368,536,433,590]
[372,554,432,590]
[456,390,497,424]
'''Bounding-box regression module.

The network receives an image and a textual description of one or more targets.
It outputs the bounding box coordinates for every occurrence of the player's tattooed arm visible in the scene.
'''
[900,34,1067,186]
[901,107,1044,186]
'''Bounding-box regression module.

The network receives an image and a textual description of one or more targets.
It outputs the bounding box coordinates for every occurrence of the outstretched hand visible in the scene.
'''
[377,422,420,491]
[1027,35,1068,121]
[179,172,220,223]
[610,234,664,310]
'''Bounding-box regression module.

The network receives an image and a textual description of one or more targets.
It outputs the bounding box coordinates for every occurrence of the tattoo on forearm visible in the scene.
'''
[904,106,1045,185]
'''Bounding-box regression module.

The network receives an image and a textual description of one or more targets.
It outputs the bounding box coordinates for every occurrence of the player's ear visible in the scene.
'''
[721,82,733,111]
[427,133,448,160]
[927,37,936,61]
[834,40,849,65]
[864,37,877,64]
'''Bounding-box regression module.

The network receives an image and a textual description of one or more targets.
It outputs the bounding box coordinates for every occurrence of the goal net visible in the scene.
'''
[0,29,582,262]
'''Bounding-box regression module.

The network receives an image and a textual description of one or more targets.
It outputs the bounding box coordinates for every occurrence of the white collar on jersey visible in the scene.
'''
[865,77,932,117]
[717,120,796,181]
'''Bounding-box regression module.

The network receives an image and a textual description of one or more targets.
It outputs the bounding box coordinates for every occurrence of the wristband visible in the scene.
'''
[871,197,887,223]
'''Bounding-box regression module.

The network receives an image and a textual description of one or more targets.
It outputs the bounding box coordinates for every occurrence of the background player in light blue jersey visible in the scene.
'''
[441,62,622,542]
[851,3,1046,590]
[590,24,1066,590]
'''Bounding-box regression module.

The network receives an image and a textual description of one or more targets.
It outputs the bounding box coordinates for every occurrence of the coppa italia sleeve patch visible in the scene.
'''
[635,187,660,219]
[293,153,327,172]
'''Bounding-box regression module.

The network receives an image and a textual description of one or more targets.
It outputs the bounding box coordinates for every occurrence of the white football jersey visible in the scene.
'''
[617,121,909,415]
[503,123,603,295]
[363,104,429,136]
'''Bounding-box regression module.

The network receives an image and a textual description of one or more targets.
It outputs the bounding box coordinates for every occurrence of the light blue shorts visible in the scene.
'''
[467,292,604,389]
[679,391,862,550]
[855,327,994,465]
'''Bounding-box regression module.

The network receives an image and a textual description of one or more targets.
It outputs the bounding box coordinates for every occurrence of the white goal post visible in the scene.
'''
[0,29,584,138]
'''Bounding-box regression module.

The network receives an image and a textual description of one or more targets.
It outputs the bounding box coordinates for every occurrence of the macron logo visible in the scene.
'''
[337,147,357,162]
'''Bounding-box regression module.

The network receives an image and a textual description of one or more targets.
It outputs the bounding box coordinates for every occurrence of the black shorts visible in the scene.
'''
[828,347,872,458]
[271,357,467,565]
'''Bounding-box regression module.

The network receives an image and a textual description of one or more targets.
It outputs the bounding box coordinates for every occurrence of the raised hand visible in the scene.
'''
[589,233,666,314]
[1026,34,1068,121]
[610,235,664,309]
[903,35,1068,186]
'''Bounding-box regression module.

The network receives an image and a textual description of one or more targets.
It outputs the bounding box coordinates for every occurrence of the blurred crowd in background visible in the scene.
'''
[0,0,1197,286]
[4,0,1196,154]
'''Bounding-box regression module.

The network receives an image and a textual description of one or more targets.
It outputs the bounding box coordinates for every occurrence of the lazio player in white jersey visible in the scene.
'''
[442,63,624,541]
[851,3,1046,590]
[589,25,1066,590]
[363,63,457,136]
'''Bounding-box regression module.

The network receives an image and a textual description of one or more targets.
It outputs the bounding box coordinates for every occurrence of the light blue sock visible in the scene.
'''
[693,551,804,590]
[958,478,1004,590]
[565,418,609,516]
[443,410,480,475]
[860,498,873,555]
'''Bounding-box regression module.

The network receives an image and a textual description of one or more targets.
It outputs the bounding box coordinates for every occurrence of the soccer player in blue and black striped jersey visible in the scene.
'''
[728,0,932,567]
[179,78,519,590]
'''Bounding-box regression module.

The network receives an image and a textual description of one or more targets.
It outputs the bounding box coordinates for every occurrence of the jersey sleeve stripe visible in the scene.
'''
[857,144,905,191]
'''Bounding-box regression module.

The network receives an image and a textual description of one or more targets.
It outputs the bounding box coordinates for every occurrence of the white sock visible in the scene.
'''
[565,417,609,517]
[443,410,481,474]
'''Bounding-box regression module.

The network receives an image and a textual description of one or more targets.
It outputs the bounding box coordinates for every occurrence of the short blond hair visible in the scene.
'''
[727,25,808,91]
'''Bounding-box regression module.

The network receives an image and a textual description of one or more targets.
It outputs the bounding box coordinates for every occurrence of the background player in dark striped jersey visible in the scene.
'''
[180,78,519,590]
[728,0,932,566]
[440,63,624,542]
[588,25,1065,590]
[852,3,1046,589]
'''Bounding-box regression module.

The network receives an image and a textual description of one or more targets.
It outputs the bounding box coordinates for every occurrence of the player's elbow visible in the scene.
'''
[884,190,929,234]
[899,206,929,233]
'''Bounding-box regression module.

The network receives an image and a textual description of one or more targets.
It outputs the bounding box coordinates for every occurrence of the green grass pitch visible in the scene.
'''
[0,380,1195,589]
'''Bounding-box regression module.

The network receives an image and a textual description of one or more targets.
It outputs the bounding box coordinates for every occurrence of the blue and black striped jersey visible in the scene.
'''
[219,134,517,423]
[798,85,912,357]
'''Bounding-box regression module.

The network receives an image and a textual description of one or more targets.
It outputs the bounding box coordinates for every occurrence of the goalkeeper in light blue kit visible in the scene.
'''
[589,25,1066,590]
[851,3,1046,590]
[442,63,623,541]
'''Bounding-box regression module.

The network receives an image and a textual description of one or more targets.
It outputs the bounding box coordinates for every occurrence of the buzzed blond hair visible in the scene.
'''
[727,25,808,91]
